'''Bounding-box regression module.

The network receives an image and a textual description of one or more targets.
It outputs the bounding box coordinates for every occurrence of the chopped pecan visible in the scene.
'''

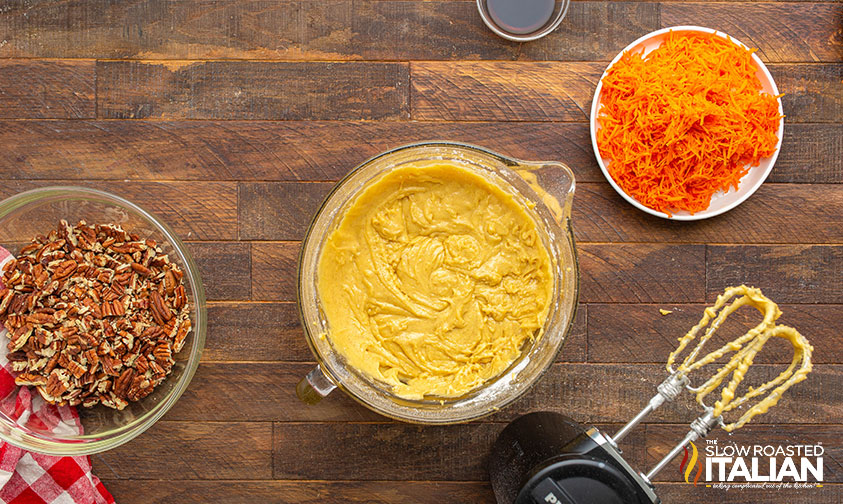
[0,289,14,315]
[15,371,47,386]
[149,290,173,325]
[113,368,135,397]
[131,262,152,276]
[52,259,77,280]
[0,220,192,410]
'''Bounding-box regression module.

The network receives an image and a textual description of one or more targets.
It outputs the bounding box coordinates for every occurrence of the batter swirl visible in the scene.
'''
[318,162,553,399]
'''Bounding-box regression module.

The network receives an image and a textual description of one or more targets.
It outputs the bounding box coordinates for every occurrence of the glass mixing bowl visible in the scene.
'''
[297,142,579,423]
[0,187,206,455]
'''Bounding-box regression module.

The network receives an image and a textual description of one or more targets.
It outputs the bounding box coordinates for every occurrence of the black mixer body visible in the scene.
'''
[489,412,660,504]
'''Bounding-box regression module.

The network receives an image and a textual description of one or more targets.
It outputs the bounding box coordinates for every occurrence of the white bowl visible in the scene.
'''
[589,26,784,221]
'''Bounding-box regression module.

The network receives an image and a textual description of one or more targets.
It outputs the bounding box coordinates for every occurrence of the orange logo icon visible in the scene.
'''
[679,441,703,486]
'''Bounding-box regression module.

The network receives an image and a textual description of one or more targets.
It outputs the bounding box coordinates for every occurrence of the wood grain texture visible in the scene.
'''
[503,364,841,426]
[588,303,843,364]
[707,246,843,304]
[1,121,840,184]
[644,424,843,483]
[579,244,705,303]
[0,1,657,61]
[187,242,251,301]
[166,362,383,423]
[0,121,603,183]
[0,60,94,119]
[573,183,843,244]
[658,483,840,503]
[239,183,333,241]
[205,302,308,362]
[91,421,272,480]
[1,0,839,500]
[772,64,843,124]
[661,3,843,62]
[274,422,643,481]
[516,2,659,61]
[203,302,587,363]
[411,62,603,121]
[0,180,236,241]
[251,242,300,301]
[161,363,842,424]
[233,182,843,244]
[101,480,496,504]
[98,479,843,504]
[774,124,843,183]
[97,61,410,120]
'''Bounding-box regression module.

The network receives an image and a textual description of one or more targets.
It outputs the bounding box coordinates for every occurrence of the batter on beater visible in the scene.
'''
[668,285,813,432]
[317,161,553,400]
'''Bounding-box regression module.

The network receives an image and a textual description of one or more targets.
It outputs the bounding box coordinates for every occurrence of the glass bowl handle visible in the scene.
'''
[513,161,576,224]
[296,365,338,405]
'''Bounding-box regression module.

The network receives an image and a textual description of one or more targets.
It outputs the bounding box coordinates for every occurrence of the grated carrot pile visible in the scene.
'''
[596,31,782,215]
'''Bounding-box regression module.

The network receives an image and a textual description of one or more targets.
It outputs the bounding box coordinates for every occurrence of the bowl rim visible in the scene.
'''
[297,141,580,424]
[589,25,785,221]
[0,185,206,455]
[476,0,571,42]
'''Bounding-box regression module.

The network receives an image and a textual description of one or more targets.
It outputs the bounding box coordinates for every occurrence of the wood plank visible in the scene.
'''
[579,244,705,303]
[96,61,410,120]
[0,60,94,119]
[411,63,840,123]
[102,480,843,503]
[0,180,237,241]
[573,183,843,244]
[658,483,840,504]
[162,363,842,424]
[203,302,587,363]
[234,182,843,245]
[187,242,251,301]
[0,120,603,183]
[661,3,843,63]
[166,362,384,422]
[563,304,588,363]
[251,242,300,302]
[205,302,308,362]
[644,424,842,483]
[771,64,843,124]
[101,480,495,504]
[1,121,839,185]
[774,124,843,183]
[274,422,499,481]
[273,422,642,481]
[517,2,659,61]
[91,421,272,480]
[707,246,843,304]
[588,303,843,364]
[503,364,840,426]
[411,62,603,122]
[239,183,333,241]
[0,1,656,61]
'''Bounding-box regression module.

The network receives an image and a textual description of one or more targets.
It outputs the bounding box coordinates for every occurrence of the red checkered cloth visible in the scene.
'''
[0,247,114,504]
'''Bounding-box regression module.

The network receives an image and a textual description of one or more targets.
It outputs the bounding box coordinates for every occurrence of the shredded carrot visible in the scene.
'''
[596,31,782,215]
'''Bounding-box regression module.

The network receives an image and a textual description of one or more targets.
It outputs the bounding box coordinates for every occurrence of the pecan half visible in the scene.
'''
[0,220,191,410]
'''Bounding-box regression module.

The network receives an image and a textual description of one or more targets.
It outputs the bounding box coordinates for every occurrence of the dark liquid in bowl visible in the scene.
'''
[486,0,556,35]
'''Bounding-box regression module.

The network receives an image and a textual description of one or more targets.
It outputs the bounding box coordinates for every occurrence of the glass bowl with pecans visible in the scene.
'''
[0,187,206,455]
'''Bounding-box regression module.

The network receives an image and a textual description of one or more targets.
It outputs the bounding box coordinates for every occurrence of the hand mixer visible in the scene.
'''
[489,285,814,504]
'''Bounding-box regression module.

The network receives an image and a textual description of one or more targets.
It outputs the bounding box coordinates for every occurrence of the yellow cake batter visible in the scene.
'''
[318,162,553,399]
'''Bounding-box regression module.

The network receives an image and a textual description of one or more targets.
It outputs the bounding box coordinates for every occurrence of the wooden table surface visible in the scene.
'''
[0,1,841,503]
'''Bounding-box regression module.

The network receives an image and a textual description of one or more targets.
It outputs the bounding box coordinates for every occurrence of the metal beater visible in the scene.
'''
[608,285,814,484]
